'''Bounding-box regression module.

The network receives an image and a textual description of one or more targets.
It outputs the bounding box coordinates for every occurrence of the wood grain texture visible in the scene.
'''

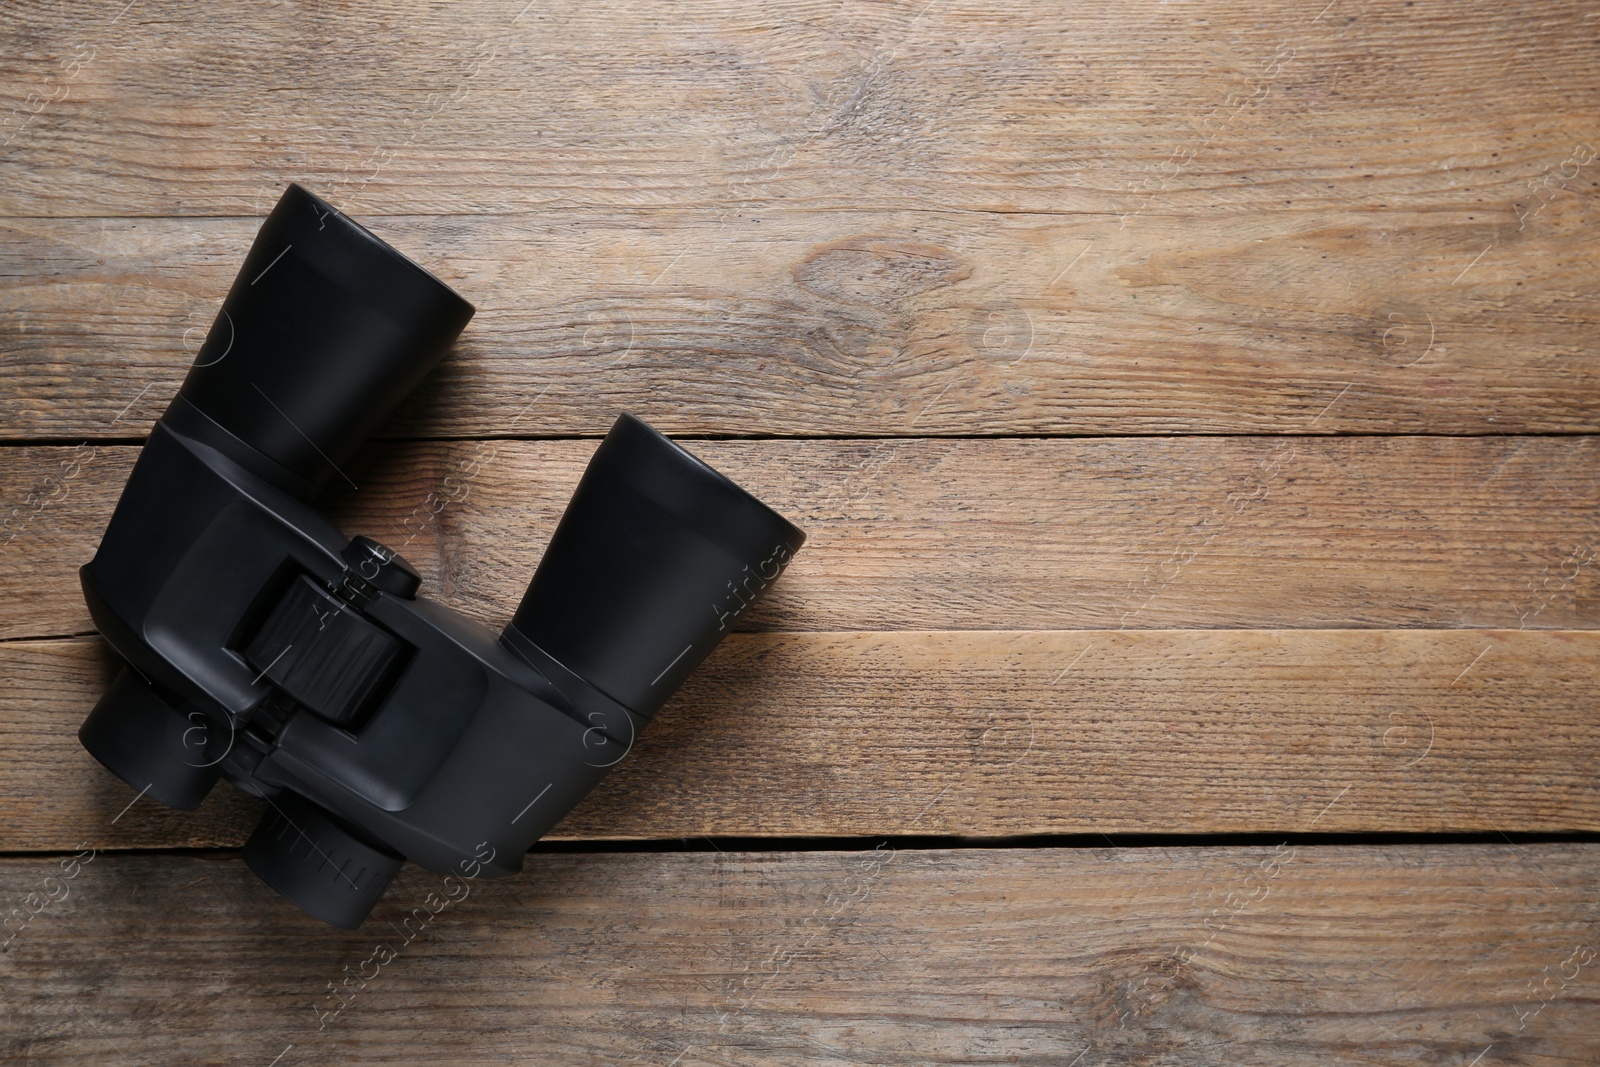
[3,629,1595,851]
[3,845,1597,1064]
[4,0,1599,1058]
[3,435,1597,641]
[2,0,1598,437]
[3,0,1597,217]
[2,203,1596,438]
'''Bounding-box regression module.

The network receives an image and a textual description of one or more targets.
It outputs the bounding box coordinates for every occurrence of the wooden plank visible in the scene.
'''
[2,629,1595,851]
[3,1,1598,437]
[1,844,1596,1063]
[4,436,1597,641]
[2,203,1597,438]
[2,0,1596,217]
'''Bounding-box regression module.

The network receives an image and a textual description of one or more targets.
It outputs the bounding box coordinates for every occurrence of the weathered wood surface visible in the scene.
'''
[2,0,1599,437]
[3,845,1598,1065]
[3,435,1598,641]
[5,0,1600,1059]
[10,0,1597,217]
[3,205,1596,439]
[4,0,1597,223]
[4,628,1595,851]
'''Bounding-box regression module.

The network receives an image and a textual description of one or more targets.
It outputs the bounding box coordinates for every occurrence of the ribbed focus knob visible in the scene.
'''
[243,575,404,726]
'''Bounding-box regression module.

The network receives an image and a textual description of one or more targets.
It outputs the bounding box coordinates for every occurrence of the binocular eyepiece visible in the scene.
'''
[78,185,804,927]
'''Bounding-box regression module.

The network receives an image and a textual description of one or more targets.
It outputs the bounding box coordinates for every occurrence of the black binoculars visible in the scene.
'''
[78,184,804,928]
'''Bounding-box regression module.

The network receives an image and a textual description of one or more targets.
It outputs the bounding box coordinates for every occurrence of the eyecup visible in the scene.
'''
[243,792,403,930]
[78,666,219,811]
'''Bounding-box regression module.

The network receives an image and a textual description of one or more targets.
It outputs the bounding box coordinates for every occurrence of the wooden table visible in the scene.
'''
[3,1,1598,1062]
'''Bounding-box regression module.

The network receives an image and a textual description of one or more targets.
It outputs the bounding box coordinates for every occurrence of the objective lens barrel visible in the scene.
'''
[505,414,805,718]
[165,184,474,497]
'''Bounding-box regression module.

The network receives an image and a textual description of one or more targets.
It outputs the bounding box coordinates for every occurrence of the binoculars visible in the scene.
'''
[78,185,804,928]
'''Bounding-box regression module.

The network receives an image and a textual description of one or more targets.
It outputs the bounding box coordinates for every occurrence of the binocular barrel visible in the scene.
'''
[164,183,475,497]
[504,414,804,718]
